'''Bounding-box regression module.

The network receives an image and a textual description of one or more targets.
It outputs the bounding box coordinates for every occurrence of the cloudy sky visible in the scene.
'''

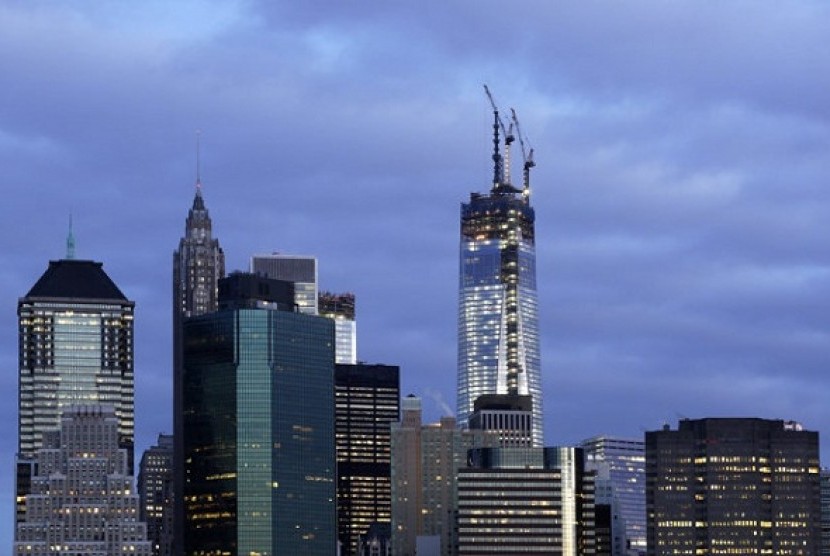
[2,0,830,543]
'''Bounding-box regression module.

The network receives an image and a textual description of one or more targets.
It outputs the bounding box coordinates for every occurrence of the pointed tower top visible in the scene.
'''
[66,214,76,260]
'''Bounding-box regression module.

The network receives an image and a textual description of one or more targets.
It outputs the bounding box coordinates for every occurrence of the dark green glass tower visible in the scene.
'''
[182,273,336,555]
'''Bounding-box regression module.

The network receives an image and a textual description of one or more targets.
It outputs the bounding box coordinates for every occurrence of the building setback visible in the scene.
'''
[182,273,336,555]
[457,103,542,446]
[17,256,135,524]
[335,363,400,555]
[391,396,499,556]
[14,406,151,556]
[646,418,821,556]
[251,253,318,315]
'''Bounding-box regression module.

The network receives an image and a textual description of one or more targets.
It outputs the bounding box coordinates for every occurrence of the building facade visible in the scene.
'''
[14,406,151,556]
[335,363,400,555]
[457,107,542,445]
[581,436,646,556]
[391,397,499,556]
[251,253,318,315]
[456,446,597,555]
[17,257,135,523]
[138,434,174,556]
[182,273,336,555]
[320,291,357,364]
[646,418,821,556]
[172,181,224,555]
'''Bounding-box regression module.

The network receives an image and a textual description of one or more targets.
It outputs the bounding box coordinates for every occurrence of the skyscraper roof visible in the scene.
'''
[24,259,129,301]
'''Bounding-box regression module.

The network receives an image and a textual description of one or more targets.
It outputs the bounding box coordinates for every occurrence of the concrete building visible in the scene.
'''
[335,363,400,555]
[182,272,336,555]
[14,406,151,556]
[138,434,173,556]
[456,446,597,555]
[391,396,498,556]
[646,418,821,555]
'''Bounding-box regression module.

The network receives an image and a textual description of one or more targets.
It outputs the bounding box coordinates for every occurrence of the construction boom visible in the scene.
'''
[510,108,535,199]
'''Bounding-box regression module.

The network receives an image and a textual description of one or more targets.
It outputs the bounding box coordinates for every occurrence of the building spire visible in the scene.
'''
[195,130,202,193]
[66,213,75,260]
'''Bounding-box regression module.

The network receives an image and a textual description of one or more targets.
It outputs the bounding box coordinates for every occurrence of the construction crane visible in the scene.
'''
[510,107,535,199]
[483,84,515,187]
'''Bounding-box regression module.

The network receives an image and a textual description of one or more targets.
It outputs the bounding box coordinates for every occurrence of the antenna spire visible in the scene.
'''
[484,85,503,187]
[66,213,76,260]
[195,130,202,192]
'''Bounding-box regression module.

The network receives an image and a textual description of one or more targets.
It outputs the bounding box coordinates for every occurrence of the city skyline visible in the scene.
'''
[2,1,830,547]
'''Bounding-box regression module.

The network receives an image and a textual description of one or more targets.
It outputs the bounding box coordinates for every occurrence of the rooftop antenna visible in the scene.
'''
[195,130,202,193]
[66,213,76,260]
[510,108,535,201]
[483,85,515,188]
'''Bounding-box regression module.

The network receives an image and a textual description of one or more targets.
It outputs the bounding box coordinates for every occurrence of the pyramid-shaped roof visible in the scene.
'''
[24,259,129,301]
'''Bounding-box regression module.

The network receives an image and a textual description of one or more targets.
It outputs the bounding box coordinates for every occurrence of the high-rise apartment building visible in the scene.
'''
[456,446,597,555]
[581,436,646,556]
[646,418,821,555]
[17,256,135,523]
[320,291,357,364]
[14,406,151,555]
[391,396,498,556]
[457,103,542,445]
[172,180,224,555]
[251,253,318,314]
[182,272,336,555]
[335,363,400,555]
[139,434,174,556]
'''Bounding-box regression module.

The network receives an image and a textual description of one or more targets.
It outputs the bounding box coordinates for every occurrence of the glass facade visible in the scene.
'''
[581,436,647,556]
[458,190,542,446]
[250,254,318,315]
[183,306,336,556]
[18,257,136,531]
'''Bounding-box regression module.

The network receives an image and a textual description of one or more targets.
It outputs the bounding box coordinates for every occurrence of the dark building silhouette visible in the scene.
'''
[335,363,400,555]
[646,418,821,555]
[139,434,174,556]
[182,273,336,555]
[172,180,224,555]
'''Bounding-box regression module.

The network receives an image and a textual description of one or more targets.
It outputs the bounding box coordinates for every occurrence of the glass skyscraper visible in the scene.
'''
[182,273,336,556]
[457,107,542,445]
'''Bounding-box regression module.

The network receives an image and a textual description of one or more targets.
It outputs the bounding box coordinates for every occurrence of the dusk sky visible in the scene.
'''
[3,0,830,544]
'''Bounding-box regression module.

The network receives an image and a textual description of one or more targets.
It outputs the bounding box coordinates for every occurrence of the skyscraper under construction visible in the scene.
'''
[457,89,543,445]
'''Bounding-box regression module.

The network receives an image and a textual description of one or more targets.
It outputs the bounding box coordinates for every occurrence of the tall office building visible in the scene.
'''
[456,446,597,555]
[822,469,830,556]
[469,393,533,447]
[335,363,400,555]
[14,405,151,555]
[17,256,135,523]
[457,101,542,445]
[320,291,357,364]
[646,418,821,555]
[182,272,336,555]
[581,436,646,556]
[251,253,318,314]
[139,434,174,556]
[391,397,499,556]
[172,179,224,555]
